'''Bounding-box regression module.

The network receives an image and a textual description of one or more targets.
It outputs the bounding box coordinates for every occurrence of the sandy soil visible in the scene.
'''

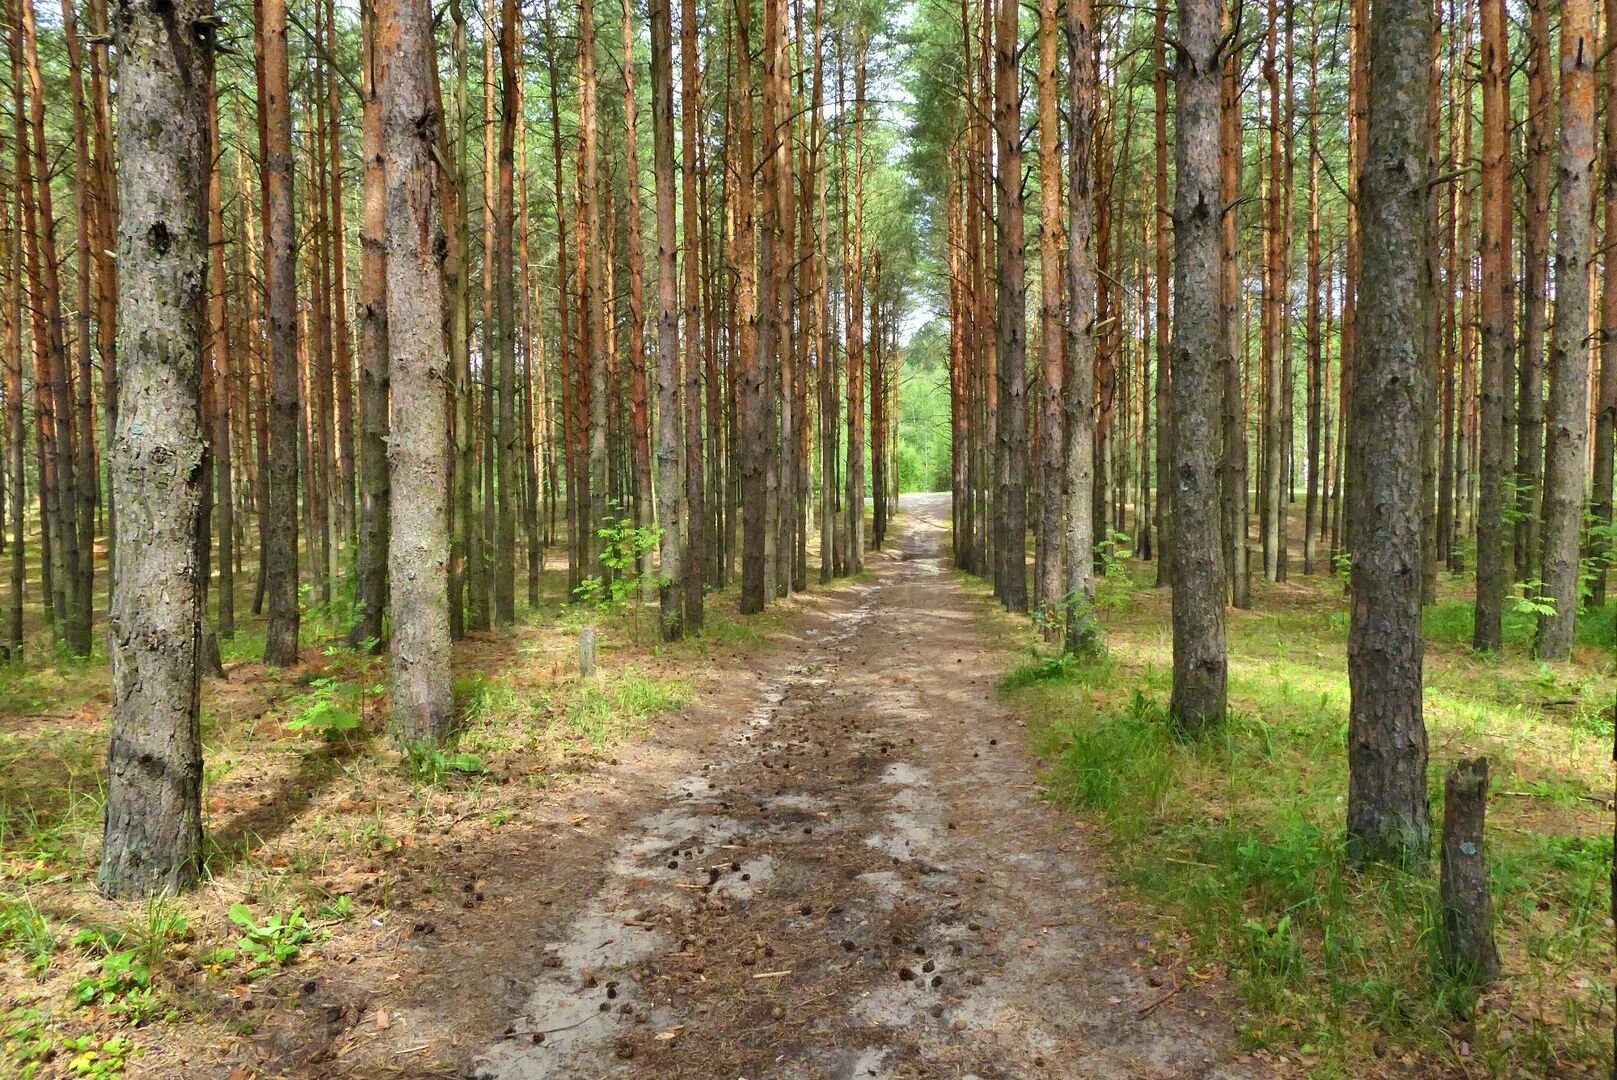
[398,492,1259,1080]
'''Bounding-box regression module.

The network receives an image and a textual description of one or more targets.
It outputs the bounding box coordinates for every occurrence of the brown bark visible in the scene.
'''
[493,0,519,622]
[1033,0,1062,623]
[260,0,300,667]
[1594,0,1617,606]
[1219,15,1249,609]
[1473,0,1510,652]
[1153,1,1171,589]
[650,0,683,638]
[352,0,390,649]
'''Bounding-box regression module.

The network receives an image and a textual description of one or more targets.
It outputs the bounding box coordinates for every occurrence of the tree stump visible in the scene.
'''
[1440,757,1501,982]
[579,627,597,678]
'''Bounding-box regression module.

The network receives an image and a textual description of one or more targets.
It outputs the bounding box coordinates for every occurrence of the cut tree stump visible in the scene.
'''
[580,627,598,678]
[1440,756,1501,982]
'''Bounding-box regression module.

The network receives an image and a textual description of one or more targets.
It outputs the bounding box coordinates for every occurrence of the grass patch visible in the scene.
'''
[1006,569,1613,1077]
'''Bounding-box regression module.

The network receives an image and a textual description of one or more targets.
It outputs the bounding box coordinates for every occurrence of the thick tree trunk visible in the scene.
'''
[1535,0,1596,660]
[99,0,213,897]
[351,0,390,649]
[379,0,454,743]
[1347,0,1431,864]
[260,0,301,667]
[1169,0,1228,732]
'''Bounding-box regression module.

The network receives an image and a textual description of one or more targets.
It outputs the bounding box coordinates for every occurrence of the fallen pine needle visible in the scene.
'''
[752,969,794,979]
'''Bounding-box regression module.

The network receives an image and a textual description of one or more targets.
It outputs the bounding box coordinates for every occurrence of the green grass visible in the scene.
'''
[999,567,1613,1078]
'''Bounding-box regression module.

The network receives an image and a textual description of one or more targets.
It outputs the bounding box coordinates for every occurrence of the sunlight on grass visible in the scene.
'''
[997,569,1614,1078]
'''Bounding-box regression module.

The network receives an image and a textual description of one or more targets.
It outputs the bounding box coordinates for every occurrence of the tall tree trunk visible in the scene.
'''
[4,125,24,659]
[99,0,213,897]
[651,0,684,638]
[378,0,453,743]
[1472,0,1510,652]
[580,0,607,580]
[206,68,234,637]
[992,0,1026,612]
[1592,0,1617,607]
[260,0,300,667]
[1033,0,1063,624]
[1535,0,1596,660]
[61,0,98,647]
[679,0,705,625]
[1219,15,1249,608]
[1063,0,1098,653]
[1347,0,1431,864]
[1152,0,1171,589]
[493,0,519,622]
[1168,0,1227,732]
[351,0,390,649]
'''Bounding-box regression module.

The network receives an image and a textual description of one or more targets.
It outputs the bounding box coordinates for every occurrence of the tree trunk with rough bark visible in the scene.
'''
[1347,0,1431,864]
[99,0,213,897]
[1168,0,1227,732]
[379,0,454,744]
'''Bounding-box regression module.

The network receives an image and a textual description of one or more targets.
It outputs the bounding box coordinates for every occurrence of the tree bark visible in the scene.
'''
[351,0,390,649]
[99,0,213,897]
[1033,0,1062,625]
[1535,0,1596,660]
[260,0,301,667]
[650,0,683,639]
[379,0,454,743]
[1063,0,1097,654]
[992,0,1026,613]
[1168,0,1227,732]
[1347,0,1431,864]
[1439,757,1502,982]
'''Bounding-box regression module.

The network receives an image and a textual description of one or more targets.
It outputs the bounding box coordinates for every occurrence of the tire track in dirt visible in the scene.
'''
[473,494,1264,1080]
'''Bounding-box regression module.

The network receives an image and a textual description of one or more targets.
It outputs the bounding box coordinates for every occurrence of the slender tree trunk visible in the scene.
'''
[679,0,705,626]
[1063,0,1098,653]
[493,0,519,622]
[1168,0,1227,732]
[1347,0,1431,863]
[61,0,98,646]
[650,0,683,638]
[4,127,25,659]
[1219,16,1249,608]
[1153,1,1172,589]
[992,0,1026,612]
[378,0,453,743]
[1592,0,1617,608]
[99,0,213,897]
[351,0,390,649]
[1033,0,1063,624]
[1535,0,1596,660]
[260,0,300,667]
[206,70,233,637]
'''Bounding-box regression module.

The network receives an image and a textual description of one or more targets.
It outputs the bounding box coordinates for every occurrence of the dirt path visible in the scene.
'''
[463,493,1259,1080]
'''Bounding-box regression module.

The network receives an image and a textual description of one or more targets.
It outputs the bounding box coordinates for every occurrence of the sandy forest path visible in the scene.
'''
[456,493,1259,1080]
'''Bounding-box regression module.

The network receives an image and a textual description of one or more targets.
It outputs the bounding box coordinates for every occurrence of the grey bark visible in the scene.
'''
[1062,0,1097,654]
[1439,757,1501,982]
[1535,0,1596,661]
[379,0,454,744]
[992,0,1026,613]
[1167,0,1227,732]
[99,0,213,896]
[650,0,684,640]
[1346,0,1431,864]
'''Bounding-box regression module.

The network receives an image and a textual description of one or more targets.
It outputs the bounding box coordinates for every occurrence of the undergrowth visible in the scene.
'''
[1003,566,1613,1078]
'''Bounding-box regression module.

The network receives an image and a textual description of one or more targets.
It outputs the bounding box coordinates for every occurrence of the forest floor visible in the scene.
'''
[0,494,1610,1079]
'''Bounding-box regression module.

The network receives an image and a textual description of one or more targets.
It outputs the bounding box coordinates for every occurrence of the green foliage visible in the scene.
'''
[73,952,163,1025]
[1507,581,1556,619]
[64,1035,132,1078]
[568,670,692,747]
[1094,531,1134,580]
[403,744,488,784]
[0,895,55,977]
[1000,646,1112,691]
[574,518,664,634]
[226,904,323,976]
[287,695,362,740]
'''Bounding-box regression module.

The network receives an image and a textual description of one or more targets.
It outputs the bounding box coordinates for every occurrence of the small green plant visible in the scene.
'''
[0,895,55,977]
[318,894,355,922]
[1094,530,1134,580]
[74,952,164,1024]
[227,904,323,976]
[1508,580,1556,619]
[404,743,488,784]
[287,675,366,741]
[134,898,189,971]
[573,517,664,633]
[64,1034,131,1077]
